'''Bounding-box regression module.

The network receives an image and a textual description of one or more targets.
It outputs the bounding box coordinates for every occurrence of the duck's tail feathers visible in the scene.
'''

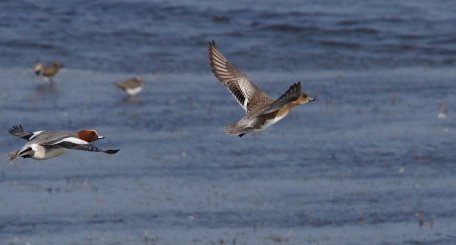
[8,150,20,161]
[224,124,255,137]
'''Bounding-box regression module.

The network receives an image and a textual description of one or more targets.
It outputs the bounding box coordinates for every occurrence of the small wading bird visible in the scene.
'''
[8,125,119,160]
[438,103,448,119]
[208,40,315,137]
[115,77,144,96]
[33,62,64,82]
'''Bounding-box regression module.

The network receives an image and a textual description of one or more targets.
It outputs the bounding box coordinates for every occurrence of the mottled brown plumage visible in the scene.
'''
[34,62,63,78]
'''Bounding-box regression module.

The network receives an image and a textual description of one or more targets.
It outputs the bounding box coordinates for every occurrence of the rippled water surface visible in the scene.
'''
[1,0,456,72]
[0,0,455,244]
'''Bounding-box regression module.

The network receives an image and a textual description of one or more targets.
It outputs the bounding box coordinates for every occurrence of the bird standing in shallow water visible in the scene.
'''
[438,102,448,119]
[115,77,144,96]
[33,62,64,83]
[8,125,119,160]
[208,40,315,137]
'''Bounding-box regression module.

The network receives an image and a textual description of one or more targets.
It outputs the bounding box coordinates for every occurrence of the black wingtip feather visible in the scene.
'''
[9,124,23,135]
[105,149,120,154]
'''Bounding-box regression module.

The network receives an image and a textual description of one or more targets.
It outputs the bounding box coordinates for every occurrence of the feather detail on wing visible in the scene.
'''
[53,141,120,154]
[209,40,272,112]
[8,125,36,141]
[44,137,89,146]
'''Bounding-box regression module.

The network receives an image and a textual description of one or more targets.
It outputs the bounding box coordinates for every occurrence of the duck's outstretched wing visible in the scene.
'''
[8,125,39,141]
[55,141,119,154]
[209,40,274,113]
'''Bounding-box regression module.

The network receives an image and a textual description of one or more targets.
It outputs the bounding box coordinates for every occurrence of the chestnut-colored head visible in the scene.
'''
[78,130,104,142]
[293,93,316,105]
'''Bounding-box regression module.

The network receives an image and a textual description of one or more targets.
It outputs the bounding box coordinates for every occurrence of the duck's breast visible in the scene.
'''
[31,144,67,160]
[260,113,287,130]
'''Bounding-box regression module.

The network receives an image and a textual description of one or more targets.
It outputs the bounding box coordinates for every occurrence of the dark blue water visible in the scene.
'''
[1,0,456,73]
[0,1,456,244]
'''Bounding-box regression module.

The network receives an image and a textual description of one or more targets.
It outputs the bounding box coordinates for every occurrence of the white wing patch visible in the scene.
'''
[29,131,44,141]
[242,97,249,111]
[50,137,88,145]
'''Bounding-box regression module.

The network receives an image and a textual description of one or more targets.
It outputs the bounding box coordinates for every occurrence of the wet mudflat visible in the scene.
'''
[0,67,455,244]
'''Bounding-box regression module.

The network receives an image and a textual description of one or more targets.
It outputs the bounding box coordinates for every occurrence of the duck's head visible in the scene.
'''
[78,130,104,142]
[293,93,316,105]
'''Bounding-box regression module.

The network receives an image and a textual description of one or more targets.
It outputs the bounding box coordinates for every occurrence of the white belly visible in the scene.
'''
[258,114,287,131]
[126,87,143,95]
[438,112,447,119]
[31,144,67,160]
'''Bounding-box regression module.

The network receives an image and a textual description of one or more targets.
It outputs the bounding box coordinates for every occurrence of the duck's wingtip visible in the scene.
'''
[105,149,120,154]
[9,124,24,135]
